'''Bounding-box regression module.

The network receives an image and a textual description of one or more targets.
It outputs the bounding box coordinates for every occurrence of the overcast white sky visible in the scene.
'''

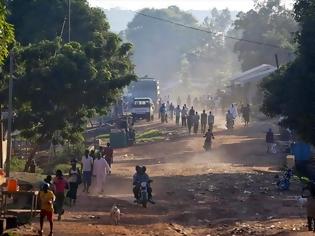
[88,0,294,11]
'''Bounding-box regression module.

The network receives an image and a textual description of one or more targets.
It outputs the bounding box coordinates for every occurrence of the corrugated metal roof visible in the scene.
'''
[231,64,277,85]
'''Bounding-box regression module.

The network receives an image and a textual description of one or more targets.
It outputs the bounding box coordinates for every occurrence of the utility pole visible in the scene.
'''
[60,16,67,39]
[274,54,279,69]
[68,0,71,42]
[6,51,14,177]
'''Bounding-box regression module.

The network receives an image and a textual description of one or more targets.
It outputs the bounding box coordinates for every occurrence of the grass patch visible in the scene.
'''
[11,156,43,174]
[136,129,164,143]
[137,129,162,139]
[11,157,27,172]
[42,143,85,175]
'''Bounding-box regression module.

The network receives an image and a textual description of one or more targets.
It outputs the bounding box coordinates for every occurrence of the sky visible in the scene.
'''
[88,0,294,11]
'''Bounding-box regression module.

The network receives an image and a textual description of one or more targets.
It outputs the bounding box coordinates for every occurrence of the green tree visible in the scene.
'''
[7,0,109,45]
[1,0,136,171]
[125,6,202,82]
[234,0,297,70]
[261,0,315,145]
[184,8,240,92]
[0,0,14,65]
[6,36,135,171]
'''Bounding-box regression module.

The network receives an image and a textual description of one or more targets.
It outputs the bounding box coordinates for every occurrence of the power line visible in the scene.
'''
[136,12,284,49]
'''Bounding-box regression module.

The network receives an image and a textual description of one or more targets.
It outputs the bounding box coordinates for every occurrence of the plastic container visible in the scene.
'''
[286,155,295,169]
[7,178,18,192]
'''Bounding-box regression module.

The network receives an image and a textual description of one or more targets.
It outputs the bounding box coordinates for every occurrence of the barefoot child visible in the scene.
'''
[39,183,55,235]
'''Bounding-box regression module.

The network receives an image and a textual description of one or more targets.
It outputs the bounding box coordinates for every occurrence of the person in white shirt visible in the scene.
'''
[175,105,181,125]
[93,153,111,194]
[81,149,93,193]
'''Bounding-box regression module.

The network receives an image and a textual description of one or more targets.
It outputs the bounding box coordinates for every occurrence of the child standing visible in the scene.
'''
[39,183,55,235]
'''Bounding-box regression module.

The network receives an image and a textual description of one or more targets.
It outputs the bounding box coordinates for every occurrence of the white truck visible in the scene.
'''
[131,97,154,122]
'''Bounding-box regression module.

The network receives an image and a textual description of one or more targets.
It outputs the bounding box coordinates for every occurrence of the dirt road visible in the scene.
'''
[35,120,310,235]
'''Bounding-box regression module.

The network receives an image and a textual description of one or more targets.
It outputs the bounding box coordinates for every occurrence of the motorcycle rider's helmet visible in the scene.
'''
[142,166,146,173]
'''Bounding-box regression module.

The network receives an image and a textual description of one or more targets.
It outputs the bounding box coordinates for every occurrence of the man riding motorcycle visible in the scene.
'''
[226,110,234,130]
[203,129,215,150]
[133,166,154,203]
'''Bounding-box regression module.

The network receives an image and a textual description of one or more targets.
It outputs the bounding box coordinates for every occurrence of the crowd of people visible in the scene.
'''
[158,95,251,131]
[38,143,114,235]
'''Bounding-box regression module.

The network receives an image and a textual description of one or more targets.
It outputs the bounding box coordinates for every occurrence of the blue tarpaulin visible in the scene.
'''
[291,142,311,161]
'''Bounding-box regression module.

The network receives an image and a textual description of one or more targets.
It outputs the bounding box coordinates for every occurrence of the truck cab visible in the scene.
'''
[131,97,154,122]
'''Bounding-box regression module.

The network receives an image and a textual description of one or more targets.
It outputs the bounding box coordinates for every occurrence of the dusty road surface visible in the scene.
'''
[26,119,311,235]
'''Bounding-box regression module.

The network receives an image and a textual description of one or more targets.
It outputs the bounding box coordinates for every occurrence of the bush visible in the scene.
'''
[11,156,26,172]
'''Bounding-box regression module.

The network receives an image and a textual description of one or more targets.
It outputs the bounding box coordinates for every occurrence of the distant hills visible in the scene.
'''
[103,8,239,33]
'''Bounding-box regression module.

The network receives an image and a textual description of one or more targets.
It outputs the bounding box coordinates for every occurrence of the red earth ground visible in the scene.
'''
[8,118,314,236]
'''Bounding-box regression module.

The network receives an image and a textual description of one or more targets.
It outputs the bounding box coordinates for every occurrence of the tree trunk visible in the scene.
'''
[23,144,38,172]
[89,119,93,128]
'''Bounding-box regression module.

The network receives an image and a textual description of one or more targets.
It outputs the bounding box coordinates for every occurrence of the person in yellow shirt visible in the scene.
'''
[39,183,55,235]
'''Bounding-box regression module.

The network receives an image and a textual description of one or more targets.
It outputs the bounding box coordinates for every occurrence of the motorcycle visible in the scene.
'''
[137,180,153,208]
[137,182,148,208]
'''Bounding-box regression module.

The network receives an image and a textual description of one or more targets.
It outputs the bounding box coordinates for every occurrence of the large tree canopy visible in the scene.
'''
[1,0,136,171]
[7,0,109,45]
[234,0,297,71]
[261,0,315,145]
[11,36,135,145]
[184,8,240,92]
[0,0,14,65]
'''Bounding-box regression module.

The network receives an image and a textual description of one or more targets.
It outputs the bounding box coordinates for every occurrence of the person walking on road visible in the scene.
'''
[39,183,55,235]
[169,102,174,120]
[53,170,68,220]
[187,107,195,134]
[243,104,250,127]
[208,111,214,132]
[81,149,93,193]
[103,143,114,168]
[93,153,111,194]
[266,128,274,153]
[181,105,187,127]
[175,105,181,125]
[67,159,81,206]
[200,110,207,133]
[193,111,200,134]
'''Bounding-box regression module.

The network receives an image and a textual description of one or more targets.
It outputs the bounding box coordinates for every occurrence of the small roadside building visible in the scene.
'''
[229,64,277,105]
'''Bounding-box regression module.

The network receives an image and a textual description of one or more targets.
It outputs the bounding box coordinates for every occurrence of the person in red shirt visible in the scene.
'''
[103,143,114,168]
[53,170,68,221]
